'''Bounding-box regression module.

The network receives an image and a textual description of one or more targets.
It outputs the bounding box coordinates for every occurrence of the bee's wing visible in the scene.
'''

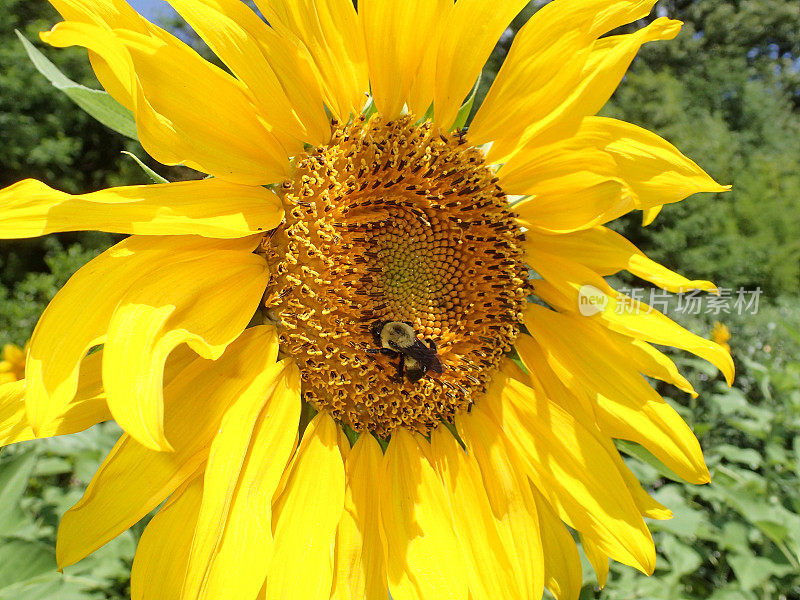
[403,340,441,372]
[428,353,444,374]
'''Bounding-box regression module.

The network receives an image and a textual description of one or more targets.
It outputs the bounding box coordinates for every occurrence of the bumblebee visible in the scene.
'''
[367,321,443,383]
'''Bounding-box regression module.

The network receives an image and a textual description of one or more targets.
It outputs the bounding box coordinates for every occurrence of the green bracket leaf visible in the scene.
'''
[616,439,684,482]
[362,96,378,120]
[450,74,482,132]
[121,151,168,184]
[16,30,138,141]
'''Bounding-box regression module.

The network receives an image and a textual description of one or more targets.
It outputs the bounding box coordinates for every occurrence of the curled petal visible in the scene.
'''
[56,326,278,568]
[101,237,268,450]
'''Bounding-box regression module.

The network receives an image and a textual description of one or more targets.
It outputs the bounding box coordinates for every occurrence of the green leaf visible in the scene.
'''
[0,449,38,535]
[34,457,73,477]
[660,535,703,578]
[0,540,56,588]
[616,439,683,482]
[451,74,481,131]
[0,574,104,600]
[718,521,750,553]
[780,319,800,349]
[715,444,763,469]
[16,30,138,141]
[121,151,168,184]
[728,551,794,592]
[650,485,706,538]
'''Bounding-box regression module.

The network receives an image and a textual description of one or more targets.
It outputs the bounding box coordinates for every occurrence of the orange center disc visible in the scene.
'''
[262,115,529,437]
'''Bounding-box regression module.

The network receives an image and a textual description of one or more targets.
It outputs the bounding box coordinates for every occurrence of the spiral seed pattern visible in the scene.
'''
[262,115,529,436]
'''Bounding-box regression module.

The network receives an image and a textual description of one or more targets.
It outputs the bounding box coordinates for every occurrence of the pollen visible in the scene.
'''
[262,115,529,437]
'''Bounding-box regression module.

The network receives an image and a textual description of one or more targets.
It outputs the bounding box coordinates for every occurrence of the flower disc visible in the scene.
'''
[263,115,529,436]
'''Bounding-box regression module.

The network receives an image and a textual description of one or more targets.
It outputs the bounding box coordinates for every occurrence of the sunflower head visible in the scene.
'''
[0,343,27,384]
[262,114,530,436]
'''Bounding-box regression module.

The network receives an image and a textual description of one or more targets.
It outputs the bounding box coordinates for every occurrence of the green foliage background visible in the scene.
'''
[1,0,799,598]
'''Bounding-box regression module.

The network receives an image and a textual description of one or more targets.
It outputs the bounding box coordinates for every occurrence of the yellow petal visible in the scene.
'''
[470,0,660,159]
[526,288,696,395]
[331,433,387,600]
[42,22,291,184]
[431,427,524,600]
[0,178,283,239]
[183,356,301,600]
[578,117,730,208]
[580,534,610,589]
[380,428,468,600]
[511,341,668,519]
[102,236,268,451]
[267,412,345,600]
[531,488,582,600]
[526,250,735,384]
[503,114,728,216]
[500,139,620,196]
[1,343,25,366]
[496,16,681,162]
[455,407,545,600]
[603,295,735,386]
[47,0,212,114]
[56,326,274,568]
[0,381,30,444]
[433,0,530,128]
[131,473,204,600]
[256,0,368,121]
[531,18,682,151]
[480,375,656,574]
[1,351,109,447]
[46,0,147,109]
[525,227,717,293]
[405,3,452,119]
[361,0,451,119]
[643,204,663,225]
[49,0,148,29]
[166,0,330,145]
[514,336,674,522]
[523,306,710,484]
[626,337,696,397]
[24,235,232,433]
[515,179,635,233]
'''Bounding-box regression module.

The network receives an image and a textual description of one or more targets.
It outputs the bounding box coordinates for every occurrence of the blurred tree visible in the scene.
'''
[0,0,132,191]
[604,0,800,297]
[478,0,800,297]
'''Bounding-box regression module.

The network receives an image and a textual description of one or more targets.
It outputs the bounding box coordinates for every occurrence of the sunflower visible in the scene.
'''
[0,0,734,598]
[712,321,732,355]
[0,342,27,384]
